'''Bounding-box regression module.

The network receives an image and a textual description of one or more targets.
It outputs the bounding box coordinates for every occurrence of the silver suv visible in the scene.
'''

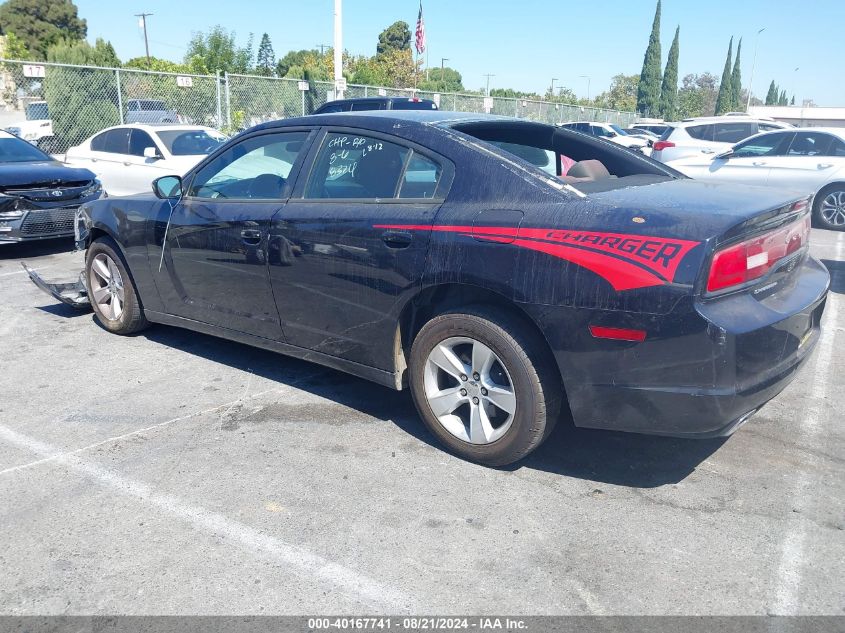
[651,116,792,164]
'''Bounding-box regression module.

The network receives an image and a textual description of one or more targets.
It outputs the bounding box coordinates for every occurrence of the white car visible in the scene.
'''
[559,122,649,151]
[651,116,792,163]
[668,127,845,230]
[65,124,226,196]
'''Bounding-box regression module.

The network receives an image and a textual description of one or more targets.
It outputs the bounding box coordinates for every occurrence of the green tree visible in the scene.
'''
[779,89,787,106]
[44,38,120,151]
[659,26,679,120]
[0,0,86,59]
[676,72,718,118]
[765,80,777,105]
[730,38,742,111]
[255,33,275,76]
[184,26,253,75]
[714,37,734,115]
[124,56,189,73]
[636,0,662,116]
[595,74,640,112]
[418,66,464,92]
[0,31,30,59]
[790,95,795,106]
[376,21,411,56]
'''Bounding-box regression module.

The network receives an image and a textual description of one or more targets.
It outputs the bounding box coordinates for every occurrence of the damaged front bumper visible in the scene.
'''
[22,262,91,309]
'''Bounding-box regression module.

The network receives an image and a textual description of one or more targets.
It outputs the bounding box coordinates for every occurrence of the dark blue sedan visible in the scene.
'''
[31,111,829,466]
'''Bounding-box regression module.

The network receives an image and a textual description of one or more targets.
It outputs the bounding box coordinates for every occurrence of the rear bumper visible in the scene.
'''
[539,255,830,437]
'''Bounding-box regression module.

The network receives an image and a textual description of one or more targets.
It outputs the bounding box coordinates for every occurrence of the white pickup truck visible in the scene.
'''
[2,101,54,147]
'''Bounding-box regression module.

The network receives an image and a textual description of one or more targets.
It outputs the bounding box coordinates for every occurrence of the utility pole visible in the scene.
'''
[316,44,331,55]
[441,58,448,91]
[483,73,495,96]
[579,75,591,102]
[135,13,153,66]
[746,27,766,110]
[550,78,558,99]
[333,0,343,99]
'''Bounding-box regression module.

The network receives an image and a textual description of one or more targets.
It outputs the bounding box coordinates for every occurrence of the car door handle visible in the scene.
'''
[753,161,767,166]
[123,161,132,166]
[701,149,715,154]
[90,157,97,163]
[818,163,833,169]
[382,230,413,249]
[240,229,262,244]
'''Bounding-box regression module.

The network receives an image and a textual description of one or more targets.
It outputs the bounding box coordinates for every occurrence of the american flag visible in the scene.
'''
[415,1,426,55]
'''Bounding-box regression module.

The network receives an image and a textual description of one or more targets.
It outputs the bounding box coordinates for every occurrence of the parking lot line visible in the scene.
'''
[0,421,416,612]
[772,288,840,614]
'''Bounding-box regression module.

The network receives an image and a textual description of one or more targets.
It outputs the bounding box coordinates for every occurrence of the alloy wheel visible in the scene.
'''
[423,336,517,444]
[89,253,125,321]
[821,190,845,227]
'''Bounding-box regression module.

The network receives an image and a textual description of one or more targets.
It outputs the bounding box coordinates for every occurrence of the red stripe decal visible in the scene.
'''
[374,224,701,291]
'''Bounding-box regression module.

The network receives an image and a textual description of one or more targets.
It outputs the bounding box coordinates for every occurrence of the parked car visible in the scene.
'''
[65,124,227,196]
[125,99,182,124]
[631,121,671,137]
[624,127,659,140]
[0,130,102,244]
[559,122,648,151]
[2,101,56,150]
[28,111,828,466]
[651,116,792,163]
[667,128,845,231]
[313,97,438,114]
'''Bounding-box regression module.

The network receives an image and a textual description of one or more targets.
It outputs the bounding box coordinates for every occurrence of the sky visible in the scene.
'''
[74,0,845,106]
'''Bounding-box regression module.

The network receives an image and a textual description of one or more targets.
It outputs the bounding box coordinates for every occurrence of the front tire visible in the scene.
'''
[86,237,148,334]
[813,184,845,231]
[409,306,562,466]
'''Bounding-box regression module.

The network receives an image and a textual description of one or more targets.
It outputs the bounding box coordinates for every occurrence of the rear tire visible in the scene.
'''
[813,184,845,231]
[86,237,149,334]
[409,306,561,466]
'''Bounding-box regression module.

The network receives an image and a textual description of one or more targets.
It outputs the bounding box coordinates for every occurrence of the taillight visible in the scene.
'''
[706,209,811,293]
[652,140,675,151]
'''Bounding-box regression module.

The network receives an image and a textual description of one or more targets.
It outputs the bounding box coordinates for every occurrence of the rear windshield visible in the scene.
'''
[156,129,226,155]
[658,126,676,141]
[138,100,167,111]
[0,136,52,162]
[391,100,438,110]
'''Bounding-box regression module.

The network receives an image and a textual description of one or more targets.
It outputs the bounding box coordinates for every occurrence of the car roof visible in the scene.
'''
[89,123,218,135]
[251,110,507,133]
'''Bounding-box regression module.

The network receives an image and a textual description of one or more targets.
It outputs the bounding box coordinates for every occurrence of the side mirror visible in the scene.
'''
[152,175,182,199]
[143,146,162,160]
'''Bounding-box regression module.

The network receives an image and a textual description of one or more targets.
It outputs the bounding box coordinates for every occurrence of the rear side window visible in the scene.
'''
[90,131,109,151]
[99,128,130,154]
[686,124,715,141]
[305,132,411,199]
[399,153,442,198]
[349,100,385,111]
[317,103,345,114]
[391,100,437,110]
[713,122,756,143]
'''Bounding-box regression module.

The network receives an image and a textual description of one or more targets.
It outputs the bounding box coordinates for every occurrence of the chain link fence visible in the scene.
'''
[1,59,637,152]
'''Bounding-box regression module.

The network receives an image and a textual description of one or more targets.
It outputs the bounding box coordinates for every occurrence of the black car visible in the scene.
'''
[313,97,438,114]
[29,111,829,466]
[0,130,102,244]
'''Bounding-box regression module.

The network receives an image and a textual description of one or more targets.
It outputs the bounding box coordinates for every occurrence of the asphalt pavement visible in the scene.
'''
[0,230,842,615]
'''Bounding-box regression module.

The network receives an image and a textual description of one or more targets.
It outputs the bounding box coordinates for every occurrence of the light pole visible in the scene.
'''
[550,78,558,99]
[746,27,766,110]
[483,74,495,96]
[441,57,449,91]
[333,0,343,99]
[579,75,591,102]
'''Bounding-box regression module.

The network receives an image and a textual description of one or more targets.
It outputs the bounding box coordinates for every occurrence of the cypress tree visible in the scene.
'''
[779,89,787,106]
[714,37,734,115]
[765,80,777,105]
[659,26,680,120]
[256,33,275,76]
[790,95,795,106]
[730,38,742,110]
[636,0,662,116]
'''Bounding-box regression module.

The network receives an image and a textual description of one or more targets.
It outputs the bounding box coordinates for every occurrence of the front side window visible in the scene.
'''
[128,129,157,157]
[786,132,835,156]
[829,138,845,157]
[156,129,226,156]
[305,132,410,199]
[731,132,793,158]
[189,131,309,200]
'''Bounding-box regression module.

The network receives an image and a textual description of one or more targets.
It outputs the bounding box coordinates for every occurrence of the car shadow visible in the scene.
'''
[0,238,75,260]
[136,325,722,488]
[821,259,845,294]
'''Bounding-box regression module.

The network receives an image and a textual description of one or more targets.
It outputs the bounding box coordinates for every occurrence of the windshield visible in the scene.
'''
[610,124,629,136]
[155,130,227,156]
[0,135,53,162]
